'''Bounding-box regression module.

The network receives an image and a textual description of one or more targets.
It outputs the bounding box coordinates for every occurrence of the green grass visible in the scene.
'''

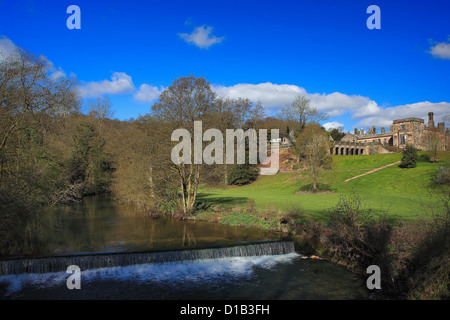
[197,151,450,223]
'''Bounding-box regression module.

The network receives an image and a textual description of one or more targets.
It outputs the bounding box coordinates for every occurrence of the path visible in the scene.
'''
[344,161,401,182]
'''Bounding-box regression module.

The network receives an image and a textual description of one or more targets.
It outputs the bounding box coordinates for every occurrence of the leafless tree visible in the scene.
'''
[279,95,328,133]
[87,96,114,121]
[152,75,216,216]
[296,123,332,191]
[0,48,79,154]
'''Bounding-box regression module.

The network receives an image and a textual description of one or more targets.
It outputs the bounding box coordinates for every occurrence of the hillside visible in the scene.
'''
[198,151,450,222]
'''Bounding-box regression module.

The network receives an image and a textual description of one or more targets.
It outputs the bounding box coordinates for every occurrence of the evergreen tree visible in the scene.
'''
[400,144,418,168]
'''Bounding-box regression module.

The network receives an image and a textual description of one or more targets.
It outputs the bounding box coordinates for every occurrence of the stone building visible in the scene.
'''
[331,112,449,155]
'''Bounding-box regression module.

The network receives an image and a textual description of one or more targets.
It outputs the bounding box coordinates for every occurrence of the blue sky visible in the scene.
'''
[1,0,449,132]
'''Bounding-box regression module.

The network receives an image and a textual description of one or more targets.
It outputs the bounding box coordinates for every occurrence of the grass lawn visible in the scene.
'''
[197,151,450,224]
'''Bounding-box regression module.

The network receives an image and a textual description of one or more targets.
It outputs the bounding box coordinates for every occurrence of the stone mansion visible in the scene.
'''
[332,112,450,156]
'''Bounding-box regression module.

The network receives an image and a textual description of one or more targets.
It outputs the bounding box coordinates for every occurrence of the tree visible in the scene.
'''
[296,124,332,191]
[87,96,114,122]
[151,75,216,216]
[279,95,328,163]
[227,163,259,185]
[209,97,266,185]
[399,144,418,168]
[423,128,443,162]
[0,48,79,154]
[68,121,113,195]
[329,127,346,142]
[279,95,328,134]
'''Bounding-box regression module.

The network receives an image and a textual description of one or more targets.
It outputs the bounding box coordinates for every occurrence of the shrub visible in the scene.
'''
[399,144,418,168]
[227,164,259,185]
[435,165,450,185]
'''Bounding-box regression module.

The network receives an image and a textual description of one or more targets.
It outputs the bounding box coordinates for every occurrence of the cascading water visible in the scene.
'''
[0,241,296,276]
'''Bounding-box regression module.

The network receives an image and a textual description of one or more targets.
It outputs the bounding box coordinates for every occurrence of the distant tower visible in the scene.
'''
[428,112,435,128]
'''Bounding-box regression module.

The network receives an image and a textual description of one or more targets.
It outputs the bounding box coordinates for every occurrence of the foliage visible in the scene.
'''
[227,163,259,185]
[435,165,450,185]
[68,122,113,195]
[400,144,418,168]
[296,123,332,191]
[328,127,346,142]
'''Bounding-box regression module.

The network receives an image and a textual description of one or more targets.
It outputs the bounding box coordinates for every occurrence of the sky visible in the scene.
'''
[0,0,449,132]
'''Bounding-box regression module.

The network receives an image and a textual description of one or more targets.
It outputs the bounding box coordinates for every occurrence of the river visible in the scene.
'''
[0,196,368,300]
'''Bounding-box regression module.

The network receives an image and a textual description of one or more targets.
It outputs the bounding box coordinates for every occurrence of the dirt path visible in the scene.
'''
[344,161,401,182]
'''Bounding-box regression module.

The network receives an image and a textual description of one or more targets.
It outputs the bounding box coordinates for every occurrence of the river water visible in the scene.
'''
[0,196,368,300]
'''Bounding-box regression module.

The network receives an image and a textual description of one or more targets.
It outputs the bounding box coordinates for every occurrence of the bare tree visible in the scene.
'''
[422,128,444,162]
[279,95,328,133]
[87,96,114,121]
[0,48,79,154]
[296,123,332,191]
[152,75,216,216]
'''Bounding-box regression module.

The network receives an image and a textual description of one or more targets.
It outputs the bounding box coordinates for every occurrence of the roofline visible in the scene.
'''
[392,118,424,124]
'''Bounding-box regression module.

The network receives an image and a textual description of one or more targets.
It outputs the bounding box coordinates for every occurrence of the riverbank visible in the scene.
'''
[189,152,450,300]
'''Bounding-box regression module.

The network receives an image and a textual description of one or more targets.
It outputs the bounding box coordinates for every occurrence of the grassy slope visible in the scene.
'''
[198,151,450,223]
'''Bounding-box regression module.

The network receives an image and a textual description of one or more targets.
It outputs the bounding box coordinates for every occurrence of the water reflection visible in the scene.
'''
[1,196,281,259]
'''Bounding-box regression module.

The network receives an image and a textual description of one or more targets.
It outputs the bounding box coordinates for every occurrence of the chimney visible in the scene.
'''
[354,128,358,135]
[428,112,435,128]
[361,129,365,135]
[372,126,376,134]
[438,122,445,132]
[381,128,385,134]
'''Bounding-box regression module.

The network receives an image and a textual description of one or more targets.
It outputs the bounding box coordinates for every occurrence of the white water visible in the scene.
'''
[0,253,300,297]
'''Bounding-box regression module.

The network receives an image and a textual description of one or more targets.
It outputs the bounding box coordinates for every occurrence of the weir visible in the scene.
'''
[0,241,296,276]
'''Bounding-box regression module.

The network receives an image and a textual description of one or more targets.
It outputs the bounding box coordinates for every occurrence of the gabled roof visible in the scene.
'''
[341,133,358,142]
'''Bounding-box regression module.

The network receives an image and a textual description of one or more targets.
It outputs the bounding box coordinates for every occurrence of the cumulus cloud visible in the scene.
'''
[178,25,224,49]
[213,82,305,108]
[211,82,450,131]
[323,121,345,131]
[134,84,164,103]
[212,82,376,118]
[429,40,450,60]
[39,55,67,79]
[0,35,17,61]
[1,36,68,80]
[354,101,450,129]
[79,72,135,98]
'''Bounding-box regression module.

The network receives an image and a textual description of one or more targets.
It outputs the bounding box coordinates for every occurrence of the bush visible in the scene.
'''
[435,165,450,185]
[227,164,259,185]
[400,144,418,168]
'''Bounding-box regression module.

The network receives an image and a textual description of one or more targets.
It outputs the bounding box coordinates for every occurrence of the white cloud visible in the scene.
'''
[0,35,17,61]
[178,25,224,49]
[323,121,345,131]
[134,84,164,103]
[212,82,376,118]
[354,101,450,129]
[213,82,306,108]
[430,40,450,60]
[211,82,450,131]
[0,37,68,80]
[39,55,67,79]
[79,72,135,98]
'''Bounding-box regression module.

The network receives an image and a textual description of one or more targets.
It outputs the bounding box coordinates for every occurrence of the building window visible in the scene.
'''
[400,124,406,130]
[400,134,407,145]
